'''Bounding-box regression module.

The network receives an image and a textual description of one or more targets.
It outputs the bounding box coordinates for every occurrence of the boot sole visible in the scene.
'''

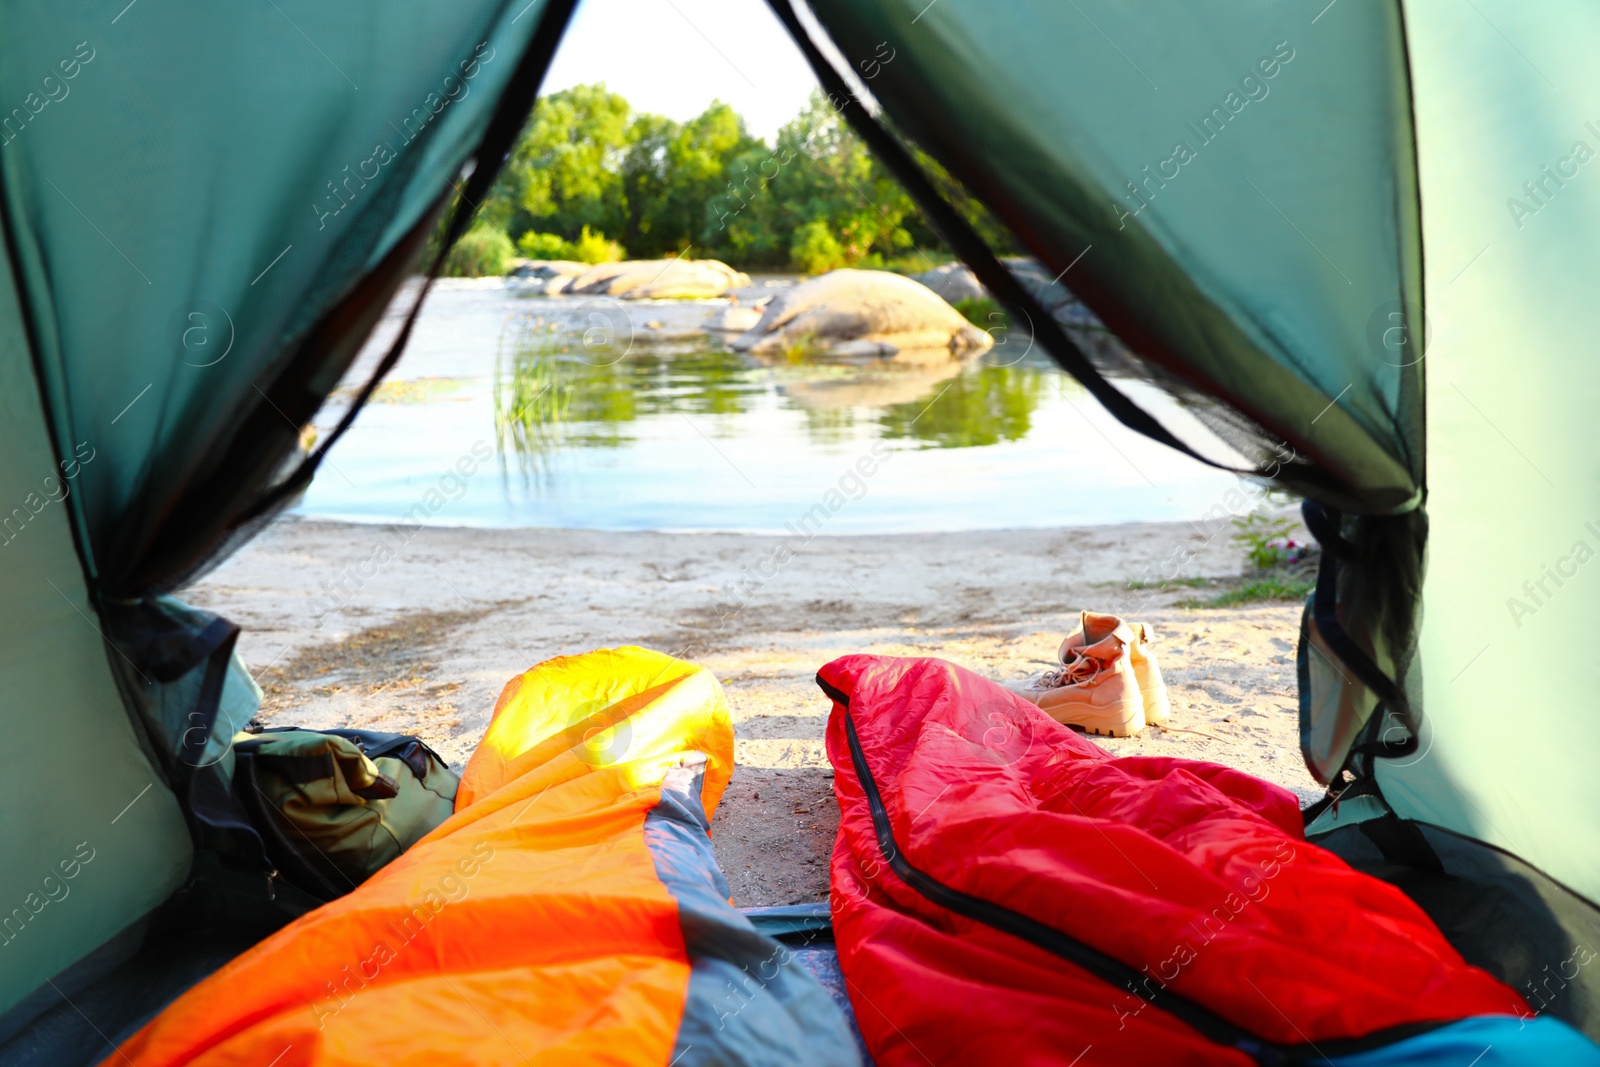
[1036,701,1145,738]
[1080,721,1143,738]
[1004,671,1146,737]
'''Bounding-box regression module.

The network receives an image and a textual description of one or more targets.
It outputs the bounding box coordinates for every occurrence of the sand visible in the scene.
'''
[187,516,1320,907]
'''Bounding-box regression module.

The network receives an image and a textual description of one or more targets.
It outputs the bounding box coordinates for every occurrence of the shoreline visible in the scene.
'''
[283,510,1240,538]
[191,516,1317,906]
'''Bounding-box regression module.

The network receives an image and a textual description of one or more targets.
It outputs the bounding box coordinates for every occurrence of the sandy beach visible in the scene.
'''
[188,516,1318,907]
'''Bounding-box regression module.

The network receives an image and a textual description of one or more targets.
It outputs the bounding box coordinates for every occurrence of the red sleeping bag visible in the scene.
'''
[818,655,1527,1066]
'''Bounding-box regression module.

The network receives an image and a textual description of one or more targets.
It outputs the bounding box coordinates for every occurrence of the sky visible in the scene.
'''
[540,0,823,142]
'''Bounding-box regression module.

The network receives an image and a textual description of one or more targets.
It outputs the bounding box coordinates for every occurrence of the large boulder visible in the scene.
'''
[512,258,588,277]
[704,304,764,333]
[561,258,750,300]
[914,257,1084,313]
[703,294,771,333]
[507,259,589,294]
[731,269,992,361]
[912,262,986,304]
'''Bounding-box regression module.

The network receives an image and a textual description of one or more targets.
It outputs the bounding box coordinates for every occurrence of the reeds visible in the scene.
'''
[494,318,574,474]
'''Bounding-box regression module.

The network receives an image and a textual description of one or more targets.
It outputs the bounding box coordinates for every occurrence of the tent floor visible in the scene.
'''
[1316,820,1600,1038]
[0,884,866,1067]
[12,822,1592,1064]
[0,856,318,1067]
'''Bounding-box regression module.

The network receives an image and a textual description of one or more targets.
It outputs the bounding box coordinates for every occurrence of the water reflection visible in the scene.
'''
[879,363,1062,449]
[303,287,1240,533]
[493,322,571,472]
[494,317,772,469]
[492,312,1069,467]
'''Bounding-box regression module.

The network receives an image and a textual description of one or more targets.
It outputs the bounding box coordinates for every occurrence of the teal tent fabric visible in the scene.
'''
[792,0,1424,513]
[1,0,550,596]
[0,0,575,1028]
[0,217,191,1019]
[1378,0,1600,908]
[781,0,1430,797]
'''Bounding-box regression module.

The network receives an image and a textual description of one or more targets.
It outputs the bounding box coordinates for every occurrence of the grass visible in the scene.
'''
[1158,507,1319,608]
[1122,577,1216,591]
[494,325,574,469]
[1176,577,1314,610]
[780,329,821,363]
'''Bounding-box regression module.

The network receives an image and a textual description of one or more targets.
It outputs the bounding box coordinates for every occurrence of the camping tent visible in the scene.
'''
[0,0,1596,1058]
[770,0,1600,1035]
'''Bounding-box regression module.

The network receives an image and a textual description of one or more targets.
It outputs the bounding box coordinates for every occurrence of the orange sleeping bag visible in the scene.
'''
[109,647,859,1066]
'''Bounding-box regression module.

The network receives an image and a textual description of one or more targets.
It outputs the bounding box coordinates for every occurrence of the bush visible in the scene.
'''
[444,225,514,277]
[517,230,576,260]
[789,220,846,274]
[516,225,625,264]
[572,225,625,264]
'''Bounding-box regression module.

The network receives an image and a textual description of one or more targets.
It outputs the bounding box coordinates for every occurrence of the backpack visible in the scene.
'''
[231,727,459,900]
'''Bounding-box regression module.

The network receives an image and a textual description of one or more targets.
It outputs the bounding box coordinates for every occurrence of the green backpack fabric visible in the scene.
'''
[231,728,459,901]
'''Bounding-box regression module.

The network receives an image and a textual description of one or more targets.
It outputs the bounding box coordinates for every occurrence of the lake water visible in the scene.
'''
[298,279,1243,533]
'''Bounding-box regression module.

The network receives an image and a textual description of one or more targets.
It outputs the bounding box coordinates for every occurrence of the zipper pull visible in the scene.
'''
[265,868,279,901]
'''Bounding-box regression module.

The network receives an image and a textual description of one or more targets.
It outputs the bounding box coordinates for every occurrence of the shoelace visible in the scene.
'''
[1035,648,1110,689]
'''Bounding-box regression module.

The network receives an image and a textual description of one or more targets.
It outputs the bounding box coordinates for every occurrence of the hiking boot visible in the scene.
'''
[1059,611,1169,728]
[1005,621,1145,737]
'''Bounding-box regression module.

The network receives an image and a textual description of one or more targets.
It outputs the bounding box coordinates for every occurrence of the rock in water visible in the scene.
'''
[704,304,765,333]
[731,269,993,360]
[914,257,1083,313]
[507,259,589,294]
[562,259,750,300]
[912,262,986,304]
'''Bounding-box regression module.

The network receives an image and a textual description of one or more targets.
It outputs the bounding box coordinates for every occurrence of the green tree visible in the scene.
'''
[712,142,787,264]
[788,219,845,274]
[461,86,1018,275]
[618,112,679,256]
[761,92,922,271]
[621,101,764,259]
[490,83,632,241]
